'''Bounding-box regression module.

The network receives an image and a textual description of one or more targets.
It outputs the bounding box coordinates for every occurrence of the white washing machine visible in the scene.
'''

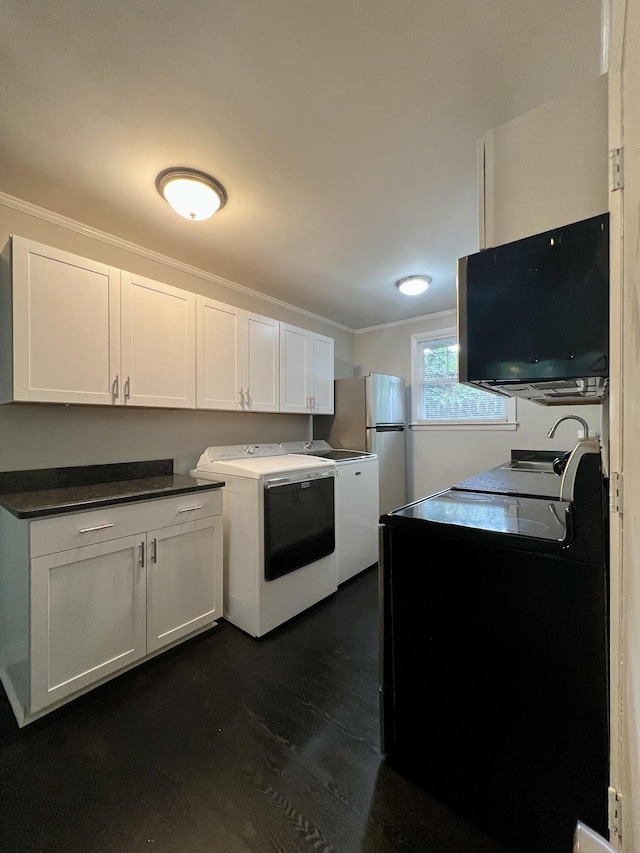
[280,440,380,584]
[191,444,337,637]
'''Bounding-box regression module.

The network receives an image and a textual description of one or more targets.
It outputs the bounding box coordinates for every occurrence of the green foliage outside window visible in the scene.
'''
[416,335,508,422]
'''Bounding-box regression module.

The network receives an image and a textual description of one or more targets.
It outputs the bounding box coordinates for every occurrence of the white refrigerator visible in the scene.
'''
[328,373,407,515]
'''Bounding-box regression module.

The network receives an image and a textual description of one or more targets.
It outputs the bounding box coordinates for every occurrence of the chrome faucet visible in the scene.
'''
[547,415,590,439]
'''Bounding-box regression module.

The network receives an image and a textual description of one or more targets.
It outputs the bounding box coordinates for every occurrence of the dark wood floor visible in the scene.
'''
[0,566,513,853]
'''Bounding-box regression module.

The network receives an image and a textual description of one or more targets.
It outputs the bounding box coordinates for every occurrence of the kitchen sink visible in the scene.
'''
[500,460,556,473]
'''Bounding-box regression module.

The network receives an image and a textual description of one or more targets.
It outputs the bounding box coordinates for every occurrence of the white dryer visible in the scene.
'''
[280,440,380,584]
[191,444,337,637]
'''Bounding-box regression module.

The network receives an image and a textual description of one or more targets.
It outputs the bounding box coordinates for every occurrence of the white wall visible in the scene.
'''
[353,311,603,501]
[484,73,609,246]
[348,76,609,504]
[0,199,354,474]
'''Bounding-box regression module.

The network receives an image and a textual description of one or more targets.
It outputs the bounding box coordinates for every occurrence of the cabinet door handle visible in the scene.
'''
[238,389,245,408]
[245,388,250,409]
[112,375,119,400]
[79,523,115,533]
[124,376,131,400]
[139,541,145,567]
[152,538,158,563]
[179,505,203,513]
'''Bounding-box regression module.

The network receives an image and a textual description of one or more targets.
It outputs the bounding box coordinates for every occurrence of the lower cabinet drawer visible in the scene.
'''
[29,489,223,558]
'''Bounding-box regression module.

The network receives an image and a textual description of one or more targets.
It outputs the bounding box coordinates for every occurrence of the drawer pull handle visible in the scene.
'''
[79,523,115,533]
[179,505,203,513]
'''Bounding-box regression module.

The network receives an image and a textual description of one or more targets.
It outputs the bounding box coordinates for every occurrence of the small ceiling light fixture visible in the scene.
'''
[395,274,432,296]
[156,167,227,221]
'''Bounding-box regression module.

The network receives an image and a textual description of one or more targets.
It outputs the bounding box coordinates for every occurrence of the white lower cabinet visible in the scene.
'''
[335,458,380,585]
[30,534,147,713]
[146,517,220,654]
[0,490,223,726]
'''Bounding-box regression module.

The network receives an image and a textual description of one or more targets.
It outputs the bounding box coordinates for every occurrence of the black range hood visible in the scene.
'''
[456,213,609,406]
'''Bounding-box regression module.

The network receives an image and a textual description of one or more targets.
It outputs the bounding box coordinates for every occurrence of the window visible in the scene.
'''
[411,328,516,428]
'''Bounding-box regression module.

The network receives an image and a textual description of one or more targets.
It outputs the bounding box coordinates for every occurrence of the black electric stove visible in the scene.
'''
[378,451,610,853]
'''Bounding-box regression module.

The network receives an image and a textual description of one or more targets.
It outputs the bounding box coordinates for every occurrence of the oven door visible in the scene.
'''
[264,470,335,581]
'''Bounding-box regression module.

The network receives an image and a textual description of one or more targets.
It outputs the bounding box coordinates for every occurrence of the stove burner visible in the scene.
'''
[488,518,549,534]
[444,491,496,502]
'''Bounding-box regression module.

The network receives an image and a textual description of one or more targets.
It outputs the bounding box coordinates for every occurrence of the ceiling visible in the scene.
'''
[0,0,604,330]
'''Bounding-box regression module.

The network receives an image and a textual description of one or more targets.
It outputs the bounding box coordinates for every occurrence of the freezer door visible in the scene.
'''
[366,374,406,427]
[367,426,407,515]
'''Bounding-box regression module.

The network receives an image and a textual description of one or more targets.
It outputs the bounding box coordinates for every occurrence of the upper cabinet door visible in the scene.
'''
[279,323,310,413]
[196,296,243,410]
[309,332,334,415]
[243,311,279,412]
[279,323,334,414]
[121,271,196,408]
[196,297,279,412]
[5,236,121,405]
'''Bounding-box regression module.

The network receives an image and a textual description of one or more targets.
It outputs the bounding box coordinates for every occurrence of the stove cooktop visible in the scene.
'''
[279,440,376,462]
[387,488,570,544]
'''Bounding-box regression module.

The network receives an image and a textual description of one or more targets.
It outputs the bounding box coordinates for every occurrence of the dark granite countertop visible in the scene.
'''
[0,459,225,520]
[452,449,568,500]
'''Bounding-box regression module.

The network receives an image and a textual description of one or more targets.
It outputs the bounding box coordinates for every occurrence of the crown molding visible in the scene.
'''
[0,191,354,333]
[355,308,457,334]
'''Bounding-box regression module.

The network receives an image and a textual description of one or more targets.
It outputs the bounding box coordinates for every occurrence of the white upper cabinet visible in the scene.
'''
[0,235,331,414]
[0,237,196,408]
[196,296,279,411]
[244,311,280,411]
[279,323,334,414]
[196,296,242,410]
[1,236,121,405]
[309,332,334,414]
[121,271,196,408]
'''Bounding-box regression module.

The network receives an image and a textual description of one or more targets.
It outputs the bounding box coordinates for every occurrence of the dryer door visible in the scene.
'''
[263,474,335,580]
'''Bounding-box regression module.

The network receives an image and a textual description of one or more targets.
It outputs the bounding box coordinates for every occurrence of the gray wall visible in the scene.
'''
[350,75,608,504]
[0,198,604,498]
[353,311,604,501]
[0,200,354,474]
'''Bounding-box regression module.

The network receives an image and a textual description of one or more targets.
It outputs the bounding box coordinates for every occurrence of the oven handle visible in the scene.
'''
[264,471,335,489]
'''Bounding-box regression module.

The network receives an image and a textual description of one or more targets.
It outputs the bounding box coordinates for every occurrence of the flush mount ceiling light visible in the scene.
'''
[155,167,227,221]
[395,275,432,296]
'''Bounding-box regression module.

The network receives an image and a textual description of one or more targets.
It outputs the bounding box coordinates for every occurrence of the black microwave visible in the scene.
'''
[457,212,609,406]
